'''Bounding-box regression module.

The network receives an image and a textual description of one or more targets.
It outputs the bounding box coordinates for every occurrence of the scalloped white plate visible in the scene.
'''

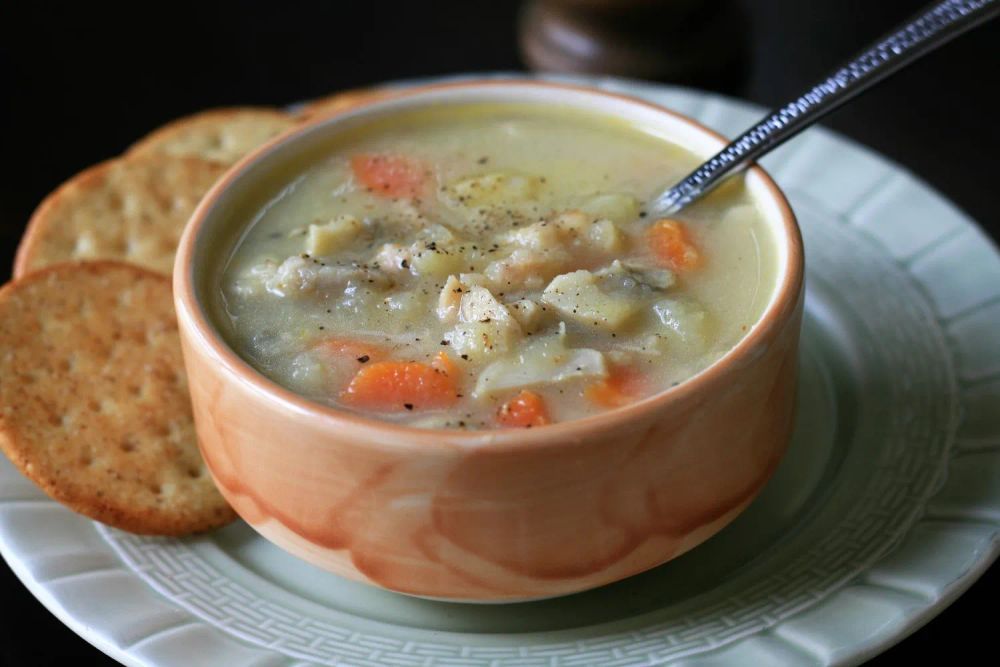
[2,75,998,667]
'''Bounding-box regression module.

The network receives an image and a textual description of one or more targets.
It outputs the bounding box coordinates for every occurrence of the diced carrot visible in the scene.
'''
[647,218,700,272]
[315,338,384,363]
[350,153,428,199]
[585,365,648,408]
[497,390,550,428]
[340,360,458,411]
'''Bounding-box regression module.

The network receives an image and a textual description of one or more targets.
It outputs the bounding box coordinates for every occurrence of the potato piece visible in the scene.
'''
[618,333,668,356]
[653,298,712,344]
[417,224,458,244]
[411,244,464,278]
[474,334,607,397]
[458,272,490,287]
[484,247,569,290]
[445,321,516,358]
[541,270,640,330]
[580,193,640,224]
[503,220,562,250]
[436,275,493,323]
[305,214,363,256]
[443,171,541,208]
[549,209,589,236]
[443,285,522,358]
[504,210,623,255]
[437,275,465,323]
[589,219,624,252]
[373,243,412,273]
[289,351,324,394]
[508,298,544,331]
[459,286,514,324]
[381,289,426,318]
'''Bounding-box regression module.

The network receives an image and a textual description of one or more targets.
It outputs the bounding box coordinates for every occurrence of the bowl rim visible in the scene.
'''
[174,78,804,450]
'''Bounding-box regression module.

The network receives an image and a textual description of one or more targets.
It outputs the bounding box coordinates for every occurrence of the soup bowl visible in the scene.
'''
[174,80,804,602]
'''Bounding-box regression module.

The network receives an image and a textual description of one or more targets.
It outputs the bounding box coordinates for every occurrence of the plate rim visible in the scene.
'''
[1,73,998,667]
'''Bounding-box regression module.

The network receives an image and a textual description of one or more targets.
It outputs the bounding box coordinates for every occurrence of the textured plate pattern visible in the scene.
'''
[1,75,998,667]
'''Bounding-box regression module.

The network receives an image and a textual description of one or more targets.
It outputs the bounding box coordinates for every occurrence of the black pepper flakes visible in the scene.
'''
[357,355,370,363]
[404,403,414,410]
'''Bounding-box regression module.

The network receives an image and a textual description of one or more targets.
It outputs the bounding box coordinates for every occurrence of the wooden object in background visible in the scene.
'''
[519,0,748,88]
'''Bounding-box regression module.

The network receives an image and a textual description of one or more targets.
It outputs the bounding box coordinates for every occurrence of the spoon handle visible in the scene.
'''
[650,0,999,216]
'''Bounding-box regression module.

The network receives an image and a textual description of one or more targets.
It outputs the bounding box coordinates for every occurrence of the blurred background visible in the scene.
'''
[0,0,996,664]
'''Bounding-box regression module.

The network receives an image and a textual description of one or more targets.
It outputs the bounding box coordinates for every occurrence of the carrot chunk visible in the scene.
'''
[350,153,428,199]
[497,390,550,428]
[340,360,458,411]
[585,365,648,408]
[647,218,700,272]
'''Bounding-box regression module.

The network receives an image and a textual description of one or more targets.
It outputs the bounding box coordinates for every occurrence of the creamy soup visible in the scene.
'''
[217,104,777,429]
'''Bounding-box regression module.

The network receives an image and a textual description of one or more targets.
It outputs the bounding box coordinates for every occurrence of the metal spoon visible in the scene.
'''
[649,0,999,216]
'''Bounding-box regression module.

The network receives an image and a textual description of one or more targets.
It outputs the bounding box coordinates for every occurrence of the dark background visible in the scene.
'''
[0,1,996,664]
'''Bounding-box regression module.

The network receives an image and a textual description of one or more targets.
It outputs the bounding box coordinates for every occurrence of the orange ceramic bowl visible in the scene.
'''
[174,81,804,602]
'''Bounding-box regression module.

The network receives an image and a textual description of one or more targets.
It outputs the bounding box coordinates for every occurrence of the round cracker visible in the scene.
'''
[0,261,235,535]
[295,87,397,121]
[127,107,296,165]
[14,153,226,278]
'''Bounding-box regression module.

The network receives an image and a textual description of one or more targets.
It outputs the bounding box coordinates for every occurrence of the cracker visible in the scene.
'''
[296,87,396,121]
[0,261,235,535]
[127,107,296,165]
[14,153,226,278]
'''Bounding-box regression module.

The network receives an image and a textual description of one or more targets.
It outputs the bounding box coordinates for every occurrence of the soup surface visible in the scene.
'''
[217,104,777,429]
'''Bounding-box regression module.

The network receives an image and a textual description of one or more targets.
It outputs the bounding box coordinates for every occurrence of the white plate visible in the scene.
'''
[2,75,998,667]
